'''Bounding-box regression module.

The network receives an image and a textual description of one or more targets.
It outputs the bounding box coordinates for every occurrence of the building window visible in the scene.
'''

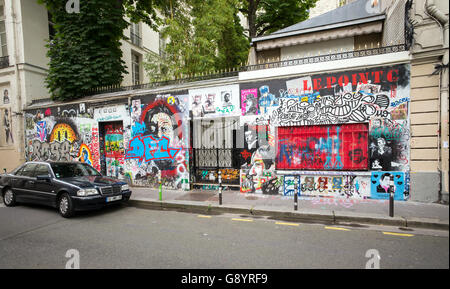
[0,0,7,58]
[130,22,142,47]
[276,123,369,171]
[132,52,141,85]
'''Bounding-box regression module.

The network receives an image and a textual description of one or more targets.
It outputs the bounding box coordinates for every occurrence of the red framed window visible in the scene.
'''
[276,123,369,171]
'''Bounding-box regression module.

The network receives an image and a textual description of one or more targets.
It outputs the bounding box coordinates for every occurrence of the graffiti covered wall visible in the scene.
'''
[25,104,101,171]
[23,63,411,200]
[125,92,190,190]
[239,63,411,200]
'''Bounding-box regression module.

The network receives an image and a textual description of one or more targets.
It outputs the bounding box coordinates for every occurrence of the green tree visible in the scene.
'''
[238,0,318,38]
[39,0,165,101]
[144,0,249,82]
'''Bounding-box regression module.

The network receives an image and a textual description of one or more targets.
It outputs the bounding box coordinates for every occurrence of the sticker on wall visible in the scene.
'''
[370,171,405,201]
[241,88,258,116]
[284,175,300,196]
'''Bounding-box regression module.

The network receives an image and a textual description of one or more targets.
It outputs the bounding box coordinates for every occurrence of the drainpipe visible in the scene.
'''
[425,0,449,203]
[11,0,25,164]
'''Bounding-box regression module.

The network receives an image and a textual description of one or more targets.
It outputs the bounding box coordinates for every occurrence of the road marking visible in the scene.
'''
[383,232,414,237]
[275,222,299,227]
[232,218,253,222]
[197,215,212,218]
[325,226,351,231]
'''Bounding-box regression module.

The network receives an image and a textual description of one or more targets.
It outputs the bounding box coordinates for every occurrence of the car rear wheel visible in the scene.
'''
[58,193,75,218]
[3,189,16,207]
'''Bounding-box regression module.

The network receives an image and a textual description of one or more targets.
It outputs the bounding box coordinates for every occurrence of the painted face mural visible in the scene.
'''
[240,125,282,195]
[125,94,190,190]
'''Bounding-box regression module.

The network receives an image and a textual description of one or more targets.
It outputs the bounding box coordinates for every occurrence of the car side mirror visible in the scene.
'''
[36,175,52,182]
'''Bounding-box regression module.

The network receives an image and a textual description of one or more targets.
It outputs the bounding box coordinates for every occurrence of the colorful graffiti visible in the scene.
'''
[22,63,411,200]
[296,175,371,198]
[277,123,369,171]
[126,94,190,190]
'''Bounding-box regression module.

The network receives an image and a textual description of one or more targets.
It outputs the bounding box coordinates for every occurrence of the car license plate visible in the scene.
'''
[106,195,122,203]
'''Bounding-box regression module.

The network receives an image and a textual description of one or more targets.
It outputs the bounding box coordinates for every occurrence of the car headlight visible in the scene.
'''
[77,188,99,197]
[121,184,129,191]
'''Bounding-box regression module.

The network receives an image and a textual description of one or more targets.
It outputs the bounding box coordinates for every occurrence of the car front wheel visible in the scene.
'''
[58,193,75,218]
[3,189,16,207]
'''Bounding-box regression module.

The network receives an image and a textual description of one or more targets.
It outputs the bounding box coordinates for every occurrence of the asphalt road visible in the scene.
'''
[0,201,448,269]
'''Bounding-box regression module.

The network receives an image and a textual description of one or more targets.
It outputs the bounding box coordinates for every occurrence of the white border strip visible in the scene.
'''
[239,51,411,82]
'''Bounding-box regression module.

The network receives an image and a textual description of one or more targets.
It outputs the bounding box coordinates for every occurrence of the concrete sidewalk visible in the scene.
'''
[128,187,449,230]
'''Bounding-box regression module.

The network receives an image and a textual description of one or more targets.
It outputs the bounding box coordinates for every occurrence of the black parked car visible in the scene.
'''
[0,162,132,218]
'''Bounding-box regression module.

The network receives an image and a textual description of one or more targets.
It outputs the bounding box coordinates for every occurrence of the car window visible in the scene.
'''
[33,164,50,177]
[51,163,101,179]
[16,164,38,177]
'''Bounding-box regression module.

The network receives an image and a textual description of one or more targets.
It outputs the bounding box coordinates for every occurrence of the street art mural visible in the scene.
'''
[125,93,190,190]
[0,108,14,146]
[240,125,283,194]
[240,63,411,199]
[299,175,371,198]
[22,63,411,201]
[277,123,369,171]
[25,105,101,172]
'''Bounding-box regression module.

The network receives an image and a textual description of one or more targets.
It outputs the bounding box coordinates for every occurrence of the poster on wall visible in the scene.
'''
[0,108,14,146]
[3,89,10,104]
[371,171,406,201]
[189,85,240,118]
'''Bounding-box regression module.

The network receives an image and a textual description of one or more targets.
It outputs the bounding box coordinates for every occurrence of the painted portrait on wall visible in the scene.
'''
[371,171,405,201]
[241,89,258,116]
[3,89,9,104]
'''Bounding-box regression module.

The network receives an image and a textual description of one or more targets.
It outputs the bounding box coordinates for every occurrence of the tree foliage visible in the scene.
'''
[238,0,318,38]
[39,0,163,101]
[144,0,250,82]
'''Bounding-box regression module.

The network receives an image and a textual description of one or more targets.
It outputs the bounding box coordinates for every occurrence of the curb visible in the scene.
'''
[127,199,449,231]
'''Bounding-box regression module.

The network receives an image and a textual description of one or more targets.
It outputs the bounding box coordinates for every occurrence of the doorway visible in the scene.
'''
[99,121,124,179]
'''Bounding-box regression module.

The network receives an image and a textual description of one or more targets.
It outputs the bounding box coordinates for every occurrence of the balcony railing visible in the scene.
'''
[0,55,9,69]
[84,44,406,97]
[245,44,407,72]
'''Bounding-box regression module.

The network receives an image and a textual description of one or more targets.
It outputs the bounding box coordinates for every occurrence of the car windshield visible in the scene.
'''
[50,163,102,179]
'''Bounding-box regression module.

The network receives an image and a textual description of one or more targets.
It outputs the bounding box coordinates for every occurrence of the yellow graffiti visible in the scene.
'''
[167,96,176,105]
[49,123,77,143]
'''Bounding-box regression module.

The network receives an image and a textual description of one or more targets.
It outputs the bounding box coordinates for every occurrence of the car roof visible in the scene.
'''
[23,161,85,165]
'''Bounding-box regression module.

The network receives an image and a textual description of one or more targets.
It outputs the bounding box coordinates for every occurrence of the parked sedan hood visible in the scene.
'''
[58,176,124,188]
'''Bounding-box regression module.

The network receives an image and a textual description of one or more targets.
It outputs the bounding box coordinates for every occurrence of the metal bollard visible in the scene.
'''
[218,170,222,205]
[389,175,394,217]
[158,176,162,201]
[294,180,298,211]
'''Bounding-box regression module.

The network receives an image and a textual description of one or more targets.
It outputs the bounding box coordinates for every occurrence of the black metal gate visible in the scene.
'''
[192,148,241,189]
